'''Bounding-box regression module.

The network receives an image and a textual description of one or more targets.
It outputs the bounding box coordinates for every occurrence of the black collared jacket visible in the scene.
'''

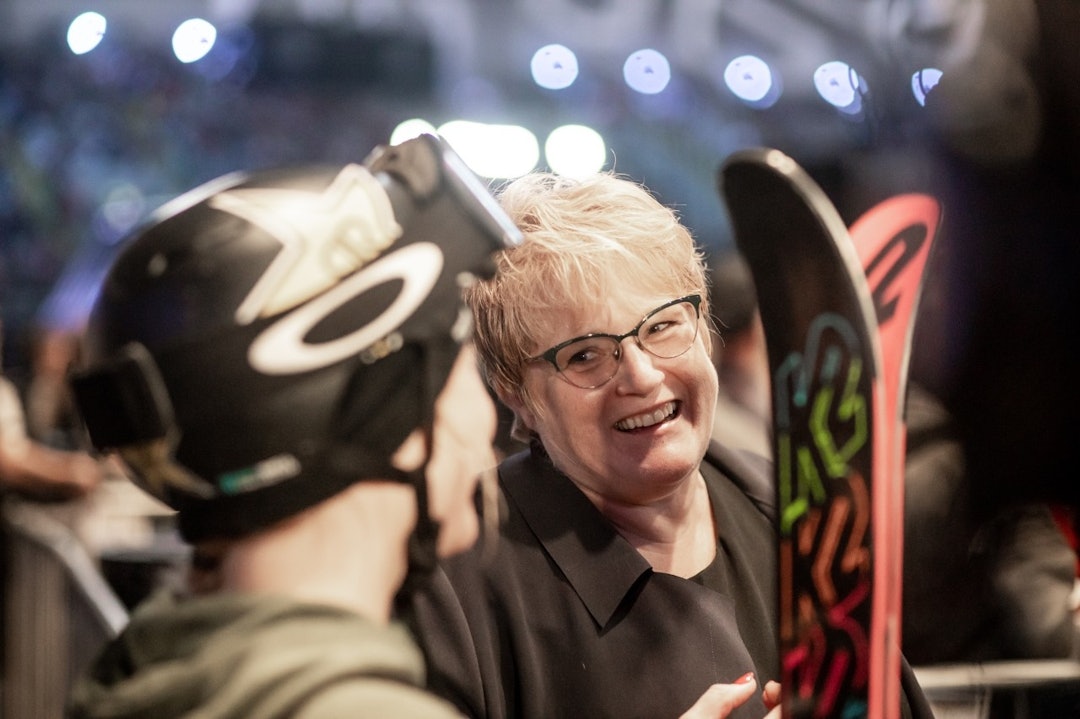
[408,442,931,719]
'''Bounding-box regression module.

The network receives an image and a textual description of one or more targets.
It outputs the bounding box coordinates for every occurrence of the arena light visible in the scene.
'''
[101,183,147,236]
[531,44,579,90]
[813,61,867,115]
[389,118,438,145]
[623,49,671,95]
[172,18,218,64]
[911,68,943,107]
[723,55,781,109]
[545,125,607,179]
[67,12,107,55]
[437,121,539,179]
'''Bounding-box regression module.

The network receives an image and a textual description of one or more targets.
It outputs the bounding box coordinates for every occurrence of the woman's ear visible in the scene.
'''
[497,388,537,433]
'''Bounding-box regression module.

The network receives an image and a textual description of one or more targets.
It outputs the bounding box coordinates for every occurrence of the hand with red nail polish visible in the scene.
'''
[678,674,782,719]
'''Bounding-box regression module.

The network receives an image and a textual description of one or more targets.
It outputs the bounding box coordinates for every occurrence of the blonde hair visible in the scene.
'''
[467,172,710,422]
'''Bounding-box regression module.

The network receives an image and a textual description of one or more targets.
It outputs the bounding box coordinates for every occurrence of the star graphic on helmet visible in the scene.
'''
[210,164,404,324]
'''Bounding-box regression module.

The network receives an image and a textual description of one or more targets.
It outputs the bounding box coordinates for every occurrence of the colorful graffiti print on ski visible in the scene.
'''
[719,147,885,719]
[773,308,875,719]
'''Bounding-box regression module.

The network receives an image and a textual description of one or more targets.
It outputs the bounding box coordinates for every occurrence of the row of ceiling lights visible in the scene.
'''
[68,11,945,116]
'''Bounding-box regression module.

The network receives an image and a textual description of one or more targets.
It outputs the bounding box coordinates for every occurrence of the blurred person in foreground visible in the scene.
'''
[65,134,521,719]
[408,171,932,718]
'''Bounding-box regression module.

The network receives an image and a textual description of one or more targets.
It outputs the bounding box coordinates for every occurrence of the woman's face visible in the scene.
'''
[511,294,718,506]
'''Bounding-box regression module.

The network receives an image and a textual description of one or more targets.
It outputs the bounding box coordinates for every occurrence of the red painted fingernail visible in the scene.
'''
[736,672,755,684]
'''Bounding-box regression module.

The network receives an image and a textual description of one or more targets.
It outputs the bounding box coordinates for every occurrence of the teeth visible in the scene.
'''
[615,401,677,431]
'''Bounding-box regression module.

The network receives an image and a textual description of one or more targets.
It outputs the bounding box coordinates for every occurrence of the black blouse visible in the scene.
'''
[408,443,932,719]
[408,444,779,719]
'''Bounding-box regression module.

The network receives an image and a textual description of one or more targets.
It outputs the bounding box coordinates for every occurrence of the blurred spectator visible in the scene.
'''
[0,319,101,502]
[707,250,771,459]
[22,325,83,449]
[902,383,1078,665]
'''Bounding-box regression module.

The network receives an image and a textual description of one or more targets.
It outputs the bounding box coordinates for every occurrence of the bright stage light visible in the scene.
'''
[390,118,438,145]
[723,55,780,108]
[624,49,671,95]
[531,44,579,90]
[911,68,943,107]
[437,120,538,179]
[545,125,606,179]
[814,61,867,115]
[173,18,218,64]
[67,12,107,55]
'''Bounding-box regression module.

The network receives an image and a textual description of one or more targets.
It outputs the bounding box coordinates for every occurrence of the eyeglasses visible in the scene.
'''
[527,294,702,389]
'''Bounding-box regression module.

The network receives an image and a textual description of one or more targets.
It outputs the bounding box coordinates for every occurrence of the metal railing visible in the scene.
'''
[2,500,128,719]
[915,659,1080,719]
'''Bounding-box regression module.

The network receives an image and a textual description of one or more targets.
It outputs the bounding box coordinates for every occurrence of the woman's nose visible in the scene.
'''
[612,340,664,393]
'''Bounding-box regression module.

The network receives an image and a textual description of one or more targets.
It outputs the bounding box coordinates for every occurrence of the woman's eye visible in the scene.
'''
[646,320,674,336]
[567,348,599,366]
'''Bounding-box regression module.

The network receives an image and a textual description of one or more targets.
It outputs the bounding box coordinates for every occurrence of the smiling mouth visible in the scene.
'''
[614,401,679,431]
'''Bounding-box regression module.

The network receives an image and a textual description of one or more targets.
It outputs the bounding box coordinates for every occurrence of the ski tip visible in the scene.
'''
[717,147,831,215]
[849,194,942,242]
[721,146,794,170]
[717,147,801,189]
[716,147,851,258]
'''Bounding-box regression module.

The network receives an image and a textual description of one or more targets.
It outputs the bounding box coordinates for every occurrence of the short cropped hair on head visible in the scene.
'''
[465,172,710,424]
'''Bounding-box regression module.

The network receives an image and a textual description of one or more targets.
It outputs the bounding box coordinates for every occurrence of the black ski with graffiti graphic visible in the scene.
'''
[719,148,888,719]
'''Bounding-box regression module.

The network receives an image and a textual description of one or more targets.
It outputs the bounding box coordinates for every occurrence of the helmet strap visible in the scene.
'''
[398,463,440,598]
[395,337,455,600]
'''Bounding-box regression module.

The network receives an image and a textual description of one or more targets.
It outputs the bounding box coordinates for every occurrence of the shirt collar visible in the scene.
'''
[499,447,652,628]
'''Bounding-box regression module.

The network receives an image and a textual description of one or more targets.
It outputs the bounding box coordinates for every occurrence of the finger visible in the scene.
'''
[678,676,758,719]
[762,680,782,710]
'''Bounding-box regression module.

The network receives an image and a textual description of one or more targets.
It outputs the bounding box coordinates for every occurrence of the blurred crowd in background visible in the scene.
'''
[0,28,416,376]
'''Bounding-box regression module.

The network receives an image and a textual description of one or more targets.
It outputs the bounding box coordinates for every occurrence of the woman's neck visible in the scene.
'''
[585,470,716,578]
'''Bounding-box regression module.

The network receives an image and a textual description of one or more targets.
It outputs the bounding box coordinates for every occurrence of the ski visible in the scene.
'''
[719,148,887,719]
[848,194,941,718]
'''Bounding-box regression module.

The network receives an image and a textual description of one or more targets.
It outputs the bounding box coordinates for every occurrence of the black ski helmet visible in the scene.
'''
[71,134,521,544]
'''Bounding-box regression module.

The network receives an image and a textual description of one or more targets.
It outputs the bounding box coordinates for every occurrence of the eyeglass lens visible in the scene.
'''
[555,299,699,388]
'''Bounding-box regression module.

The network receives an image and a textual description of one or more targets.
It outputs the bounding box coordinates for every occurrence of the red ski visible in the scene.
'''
[849,195,941,719]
